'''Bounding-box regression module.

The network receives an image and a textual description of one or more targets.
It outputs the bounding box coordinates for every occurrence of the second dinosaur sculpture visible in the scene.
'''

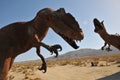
[93,18,120,51]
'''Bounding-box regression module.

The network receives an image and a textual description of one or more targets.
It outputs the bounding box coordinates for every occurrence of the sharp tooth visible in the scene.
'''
[77,40,79,43]
[75,40,78,43]
[75,40,77,42]
[79,40,81,42]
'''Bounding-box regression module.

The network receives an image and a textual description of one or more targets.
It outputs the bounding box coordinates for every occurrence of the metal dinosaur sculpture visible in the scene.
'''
[93,18,120,51]
[0,8,84,80]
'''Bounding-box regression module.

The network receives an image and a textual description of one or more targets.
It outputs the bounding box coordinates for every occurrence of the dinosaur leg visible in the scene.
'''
[40,42,62,57]
[0,57,11,80]
[101,42,107,50]
[106,44,112,52]
[36,46,47,73]
[9,57,15,70]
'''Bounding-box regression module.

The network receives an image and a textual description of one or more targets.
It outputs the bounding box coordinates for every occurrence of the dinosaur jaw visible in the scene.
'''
[59,34,82,49]
[93,18,104,33]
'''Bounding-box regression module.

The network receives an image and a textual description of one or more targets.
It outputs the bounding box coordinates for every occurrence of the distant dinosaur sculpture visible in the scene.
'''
[93,18,120,51]
[0,8,84,80]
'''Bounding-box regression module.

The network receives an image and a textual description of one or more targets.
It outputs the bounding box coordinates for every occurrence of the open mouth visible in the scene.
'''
[59,33,82,49]
[93,18,103,32]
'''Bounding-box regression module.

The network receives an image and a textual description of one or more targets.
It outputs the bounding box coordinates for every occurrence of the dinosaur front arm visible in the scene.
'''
[101,42,112,52]
[40,42,62,57]
[34,34,62,57]
[101,42,107,50]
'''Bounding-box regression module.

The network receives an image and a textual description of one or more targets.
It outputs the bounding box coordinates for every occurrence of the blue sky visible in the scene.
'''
[0,0,120,62]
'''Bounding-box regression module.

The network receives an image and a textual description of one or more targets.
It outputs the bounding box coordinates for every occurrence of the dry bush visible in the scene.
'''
[8,75,14,80]
[46,53,120,67]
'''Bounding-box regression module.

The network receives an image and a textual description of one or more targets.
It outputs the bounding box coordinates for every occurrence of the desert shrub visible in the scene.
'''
[8,75,14,80]
[91,61,98,67]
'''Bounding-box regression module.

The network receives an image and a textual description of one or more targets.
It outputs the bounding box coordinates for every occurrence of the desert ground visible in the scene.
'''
[8,53,120,80]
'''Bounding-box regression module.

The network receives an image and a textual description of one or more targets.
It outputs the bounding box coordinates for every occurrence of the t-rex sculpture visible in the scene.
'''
[0,8,84,80]
[93,18,120,51]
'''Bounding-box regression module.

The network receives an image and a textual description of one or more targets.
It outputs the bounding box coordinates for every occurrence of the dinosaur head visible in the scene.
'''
[50,8,84,49]
[93,18,105,33]
[35,8,84,49]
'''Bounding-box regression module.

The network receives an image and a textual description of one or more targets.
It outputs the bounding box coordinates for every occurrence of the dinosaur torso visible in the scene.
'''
[0,21,49,56]
[97,27,120,50]
[100,33,120,50]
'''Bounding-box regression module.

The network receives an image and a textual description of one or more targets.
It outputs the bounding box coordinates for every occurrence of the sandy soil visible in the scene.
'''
[38,64,120,80]
[8,64,120,80]
[8,54,120,80]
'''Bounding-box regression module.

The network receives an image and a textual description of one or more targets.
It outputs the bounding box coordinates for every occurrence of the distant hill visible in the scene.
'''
[47,47,120,61]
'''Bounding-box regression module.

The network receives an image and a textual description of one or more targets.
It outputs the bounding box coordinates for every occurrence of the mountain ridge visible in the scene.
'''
[47,47,120,61]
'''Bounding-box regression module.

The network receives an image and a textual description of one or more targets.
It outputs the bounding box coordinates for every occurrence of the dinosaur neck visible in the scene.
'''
[99,30,111,42]
[28,18,49,41]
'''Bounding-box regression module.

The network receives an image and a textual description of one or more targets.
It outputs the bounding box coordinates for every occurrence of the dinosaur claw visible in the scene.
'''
[38,68,46,73]
[54,52,58,57]
[58,45,62,51]
[49,44,62,57]
[101,47,104,50]
[38,63,47,73]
